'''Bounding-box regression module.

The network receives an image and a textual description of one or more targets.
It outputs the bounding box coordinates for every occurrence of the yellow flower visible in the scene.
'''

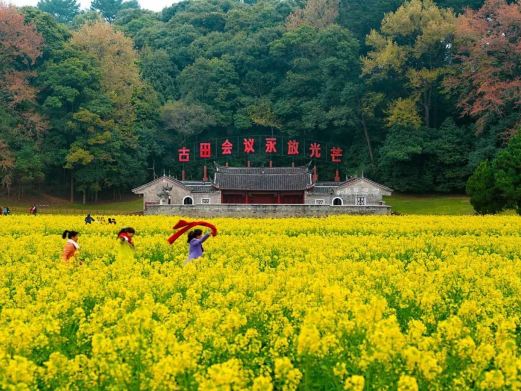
[1,215,521,389]
[333,362,347,379]
[344,375,365,391]
[480,370,505,390]
[297,325,321,356]
[274,357,302,391]
[398,375,418,391]
[252,375,273,391]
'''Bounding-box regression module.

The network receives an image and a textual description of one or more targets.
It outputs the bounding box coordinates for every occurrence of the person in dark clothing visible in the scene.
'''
[85,214,95,224]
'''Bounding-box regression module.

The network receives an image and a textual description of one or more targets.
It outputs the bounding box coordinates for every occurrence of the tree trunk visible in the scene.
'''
[94,190,98,203]
[358,98,374,164]
[361,115,374,164]
[70,171,74,203]
[423,102,430,128]
[423,88,432,128]
[82,189,86,205]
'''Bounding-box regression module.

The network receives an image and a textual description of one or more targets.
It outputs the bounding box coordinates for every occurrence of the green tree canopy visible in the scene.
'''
[91,0,139,22]
[37,0,80,24]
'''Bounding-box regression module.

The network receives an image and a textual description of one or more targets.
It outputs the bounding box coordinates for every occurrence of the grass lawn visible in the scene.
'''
[0,193,483,216]
[0,196,143,215]
[385,194,475,215]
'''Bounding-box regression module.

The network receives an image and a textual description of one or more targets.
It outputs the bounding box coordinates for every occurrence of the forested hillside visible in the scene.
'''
[1,0,520,203]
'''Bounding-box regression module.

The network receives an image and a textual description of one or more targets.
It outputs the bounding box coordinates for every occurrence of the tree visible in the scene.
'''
[0,4,44,196]
[378,121,428,192]
[445,0,521,133]
[70,21,143,126]
[286,0,339,30]
[339,0,403,41]
[436,0,484,13]
[160,101,216,136]
[467,132,521,214]
[424,118,473,192]
[91,0,139,22]
[0,4,43,103]
[37,0,80,24]
[0,139,15,195]
[71,10,103,28]
[178,57,240,128]
[139,48,178,103]
[494,132,521,213]
[248,98,281,132]
[363,0,456,128]
[466,161,506,214]
[64,108,117,204]
[270,25,361,141]
[21,7,70,60]
[386,98,423,129]
[38,46,101,118]
[114,8,159,37]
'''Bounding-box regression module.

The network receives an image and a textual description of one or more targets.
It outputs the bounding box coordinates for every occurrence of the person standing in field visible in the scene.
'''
[62,230,80,262]
[85,214,95,224]
[117,227,135,260]
[186,229,212,264]
[29,204,37,215]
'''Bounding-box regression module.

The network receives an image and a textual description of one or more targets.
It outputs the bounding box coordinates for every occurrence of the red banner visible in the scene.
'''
[178,136,344,163]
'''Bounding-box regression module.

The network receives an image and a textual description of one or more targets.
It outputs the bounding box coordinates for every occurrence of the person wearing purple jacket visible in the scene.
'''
[185,228,211,263]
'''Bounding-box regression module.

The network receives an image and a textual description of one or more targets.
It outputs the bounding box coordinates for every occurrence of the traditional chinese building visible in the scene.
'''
[132,164,393,216]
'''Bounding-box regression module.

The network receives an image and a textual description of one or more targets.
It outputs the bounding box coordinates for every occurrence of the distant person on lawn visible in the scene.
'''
[85,214,95,224]
[62,230,80,262]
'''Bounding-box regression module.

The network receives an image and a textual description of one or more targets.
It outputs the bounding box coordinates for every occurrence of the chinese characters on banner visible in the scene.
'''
[243,138,255,154]
[177,136,343,163]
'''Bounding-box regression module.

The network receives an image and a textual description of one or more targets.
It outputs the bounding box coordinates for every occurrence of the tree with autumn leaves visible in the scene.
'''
[457,0,521,214]
[363,0,456,129]
[447,0,521,134]
[0,3,44,197]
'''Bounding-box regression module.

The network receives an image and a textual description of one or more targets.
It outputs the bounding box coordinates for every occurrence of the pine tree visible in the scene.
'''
[90,0,139,22]
[37,0,80,24]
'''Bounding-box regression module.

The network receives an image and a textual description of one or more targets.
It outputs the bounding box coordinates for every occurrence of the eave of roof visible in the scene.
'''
[132,175,188,193]
[346,177,393,193]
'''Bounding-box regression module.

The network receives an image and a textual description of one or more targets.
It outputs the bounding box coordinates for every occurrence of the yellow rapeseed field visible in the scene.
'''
[0,215,521,390]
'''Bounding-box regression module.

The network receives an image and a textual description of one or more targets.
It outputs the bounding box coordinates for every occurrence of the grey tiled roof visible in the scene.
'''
[186,185,216,193]
[214,165,312,191]
[182,181,216,193]
[310,186,337,194]
[309,179,354,194]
